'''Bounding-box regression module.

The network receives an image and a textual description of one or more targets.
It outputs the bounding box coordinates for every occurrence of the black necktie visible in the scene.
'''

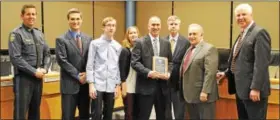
[31,30,42,68]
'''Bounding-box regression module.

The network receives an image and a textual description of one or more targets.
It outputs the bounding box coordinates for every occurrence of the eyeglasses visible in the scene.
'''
[105,24,116,27]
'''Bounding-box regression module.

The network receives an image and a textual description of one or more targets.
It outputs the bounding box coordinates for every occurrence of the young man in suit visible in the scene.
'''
[131,16,173,120]
[217,3,271,119]
[165,15,190,120]
[55,8,92,120]
[181,24,219,119]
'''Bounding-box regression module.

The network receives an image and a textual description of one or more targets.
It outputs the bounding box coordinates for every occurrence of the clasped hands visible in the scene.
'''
[35,68,47,79]
[148,71,170,80]
[78,72,87,84]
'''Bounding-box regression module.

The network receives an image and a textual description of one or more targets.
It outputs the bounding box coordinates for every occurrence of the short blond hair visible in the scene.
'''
[167,15,181,24]
[102,17,116,27]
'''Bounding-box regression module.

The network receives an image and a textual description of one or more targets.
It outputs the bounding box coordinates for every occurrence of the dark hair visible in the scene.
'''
[67,8,82,20]
[21,4,36,15]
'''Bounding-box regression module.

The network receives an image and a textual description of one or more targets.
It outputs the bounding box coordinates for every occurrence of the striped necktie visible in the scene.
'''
[76,34,83,54]
[230,30,244,72]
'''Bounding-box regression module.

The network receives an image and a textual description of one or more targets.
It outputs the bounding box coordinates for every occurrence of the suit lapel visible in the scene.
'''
[234,23,256,58]
[144,35,154,56]
[66,31,82,56]
[183,41,204,73]
[159,37,164,56]
[173,36,183,58]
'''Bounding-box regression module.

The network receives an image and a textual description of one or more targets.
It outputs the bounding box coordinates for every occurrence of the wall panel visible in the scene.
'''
[232,2,279,50]
[44,2,93,48]
[174,2,231,48]
[136,2,172,37]
[93,2,125,42]
[1,2,42,49]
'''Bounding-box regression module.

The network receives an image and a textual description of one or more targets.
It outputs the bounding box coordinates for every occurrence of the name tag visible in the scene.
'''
[1,81,13,87]
[44,76,60,83]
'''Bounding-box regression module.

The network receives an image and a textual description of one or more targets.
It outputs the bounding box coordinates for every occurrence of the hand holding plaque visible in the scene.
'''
[152,56,169,80]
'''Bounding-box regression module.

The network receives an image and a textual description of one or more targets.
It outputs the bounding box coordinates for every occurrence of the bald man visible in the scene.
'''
[131,16,172,120]
[217,3,271,119]
[180,24,218,119]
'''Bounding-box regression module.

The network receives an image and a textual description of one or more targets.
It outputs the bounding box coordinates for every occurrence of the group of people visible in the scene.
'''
[8,3,272,120]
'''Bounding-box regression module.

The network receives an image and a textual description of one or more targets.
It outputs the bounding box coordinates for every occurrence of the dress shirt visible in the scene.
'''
[86,34,122,92]
[149,33,160,53]
[169,33,179,49]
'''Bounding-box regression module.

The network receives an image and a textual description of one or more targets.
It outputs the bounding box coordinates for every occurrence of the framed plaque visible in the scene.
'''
[152,56,168,74]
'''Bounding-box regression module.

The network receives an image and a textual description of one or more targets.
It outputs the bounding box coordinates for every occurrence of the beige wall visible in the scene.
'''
[44,2,93,48]
[1,2,42,49]
[93,2,125,43]
[232,2,279,50]
[136,2,172,37]
[0,2,125,49]
[174,2,231,48]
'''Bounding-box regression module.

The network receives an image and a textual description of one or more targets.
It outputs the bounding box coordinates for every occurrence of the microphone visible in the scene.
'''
[274,67,279,79]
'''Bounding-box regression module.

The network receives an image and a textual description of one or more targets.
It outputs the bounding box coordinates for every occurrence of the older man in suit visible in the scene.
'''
[131,16,172,120]
[181,24,218,119]
[55,8,91,120]
[164,15,190,120]
[217,3,271,119]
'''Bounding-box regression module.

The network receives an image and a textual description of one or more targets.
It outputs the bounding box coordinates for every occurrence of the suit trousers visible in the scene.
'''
[123,93,138,120]
[13,74,42,120]
[165,87,186,120]
[61,84,90,120]
[136,83,167,120]
[235,94,268,120]
[90,91,115,120]
[186,102,216,119]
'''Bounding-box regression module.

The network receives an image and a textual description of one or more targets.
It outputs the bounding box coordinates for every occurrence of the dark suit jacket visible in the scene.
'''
[226,23,271,99]
[119,47,131,82]
[131,35,173,95]
[165,34,190,90]
[55,31,92,94]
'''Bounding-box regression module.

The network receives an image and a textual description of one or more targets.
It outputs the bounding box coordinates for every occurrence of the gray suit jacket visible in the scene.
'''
[181,41,219,103]
[131,35,173,95]
[55,31,92,94]
[226,23,271,99]
[165,35,190,90]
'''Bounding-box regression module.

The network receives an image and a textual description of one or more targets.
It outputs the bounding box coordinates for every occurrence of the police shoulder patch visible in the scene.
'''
[9,33,15,42]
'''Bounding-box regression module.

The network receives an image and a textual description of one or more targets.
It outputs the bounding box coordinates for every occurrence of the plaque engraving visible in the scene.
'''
[152,56,168,74]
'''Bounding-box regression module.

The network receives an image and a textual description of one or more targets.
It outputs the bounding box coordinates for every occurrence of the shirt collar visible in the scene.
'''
[243,21,254,33]
[22,24,33,32]
[193,39,204,48]
[169,33,179,42]
[100,34,114,42]
[149,33,159,42]
[69,29,80,39]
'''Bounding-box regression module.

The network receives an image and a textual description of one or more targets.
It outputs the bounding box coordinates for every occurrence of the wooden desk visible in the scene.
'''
[216,78,279,119]
[0,72,124,119]
[0,72,61,119]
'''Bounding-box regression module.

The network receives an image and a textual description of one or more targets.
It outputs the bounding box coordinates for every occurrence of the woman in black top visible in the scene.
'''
[119,26,140,120]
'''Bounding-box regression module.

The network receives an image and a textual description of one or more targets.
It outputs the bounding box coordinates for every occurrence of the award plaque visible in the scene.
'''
[152,56,168,74]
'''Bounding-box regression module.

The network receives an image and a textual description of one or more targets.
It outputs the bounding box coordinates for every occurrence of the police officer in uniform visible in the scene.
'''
[8,4,50,120]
